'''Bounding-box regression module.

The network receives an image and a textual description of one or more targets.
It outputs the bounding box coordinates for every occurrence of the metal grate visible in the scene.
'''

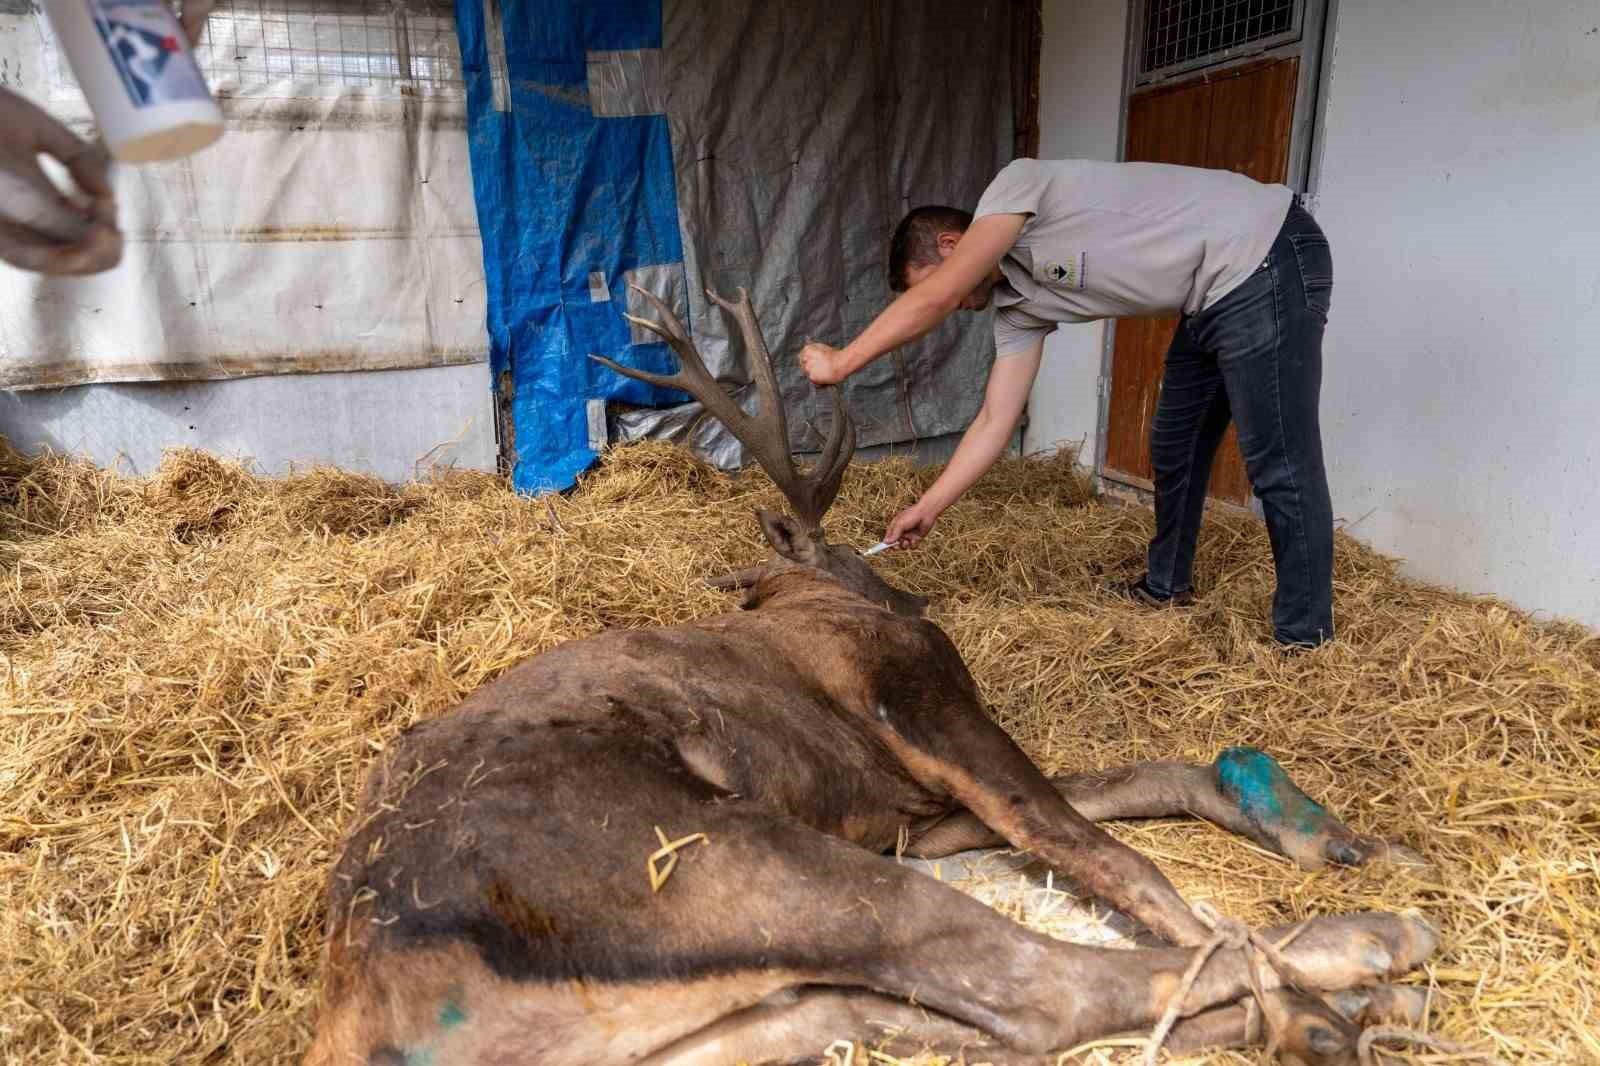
[1139,0,1300,81]
[190,0,464,95]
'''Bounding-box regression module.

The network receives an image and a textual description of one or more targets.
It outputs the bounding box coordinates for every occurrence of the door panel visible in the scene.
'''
[1124,77,1211,166]
[1105,83,1211,494]
[1207,58,1297,183]
[1103,55,1300,505]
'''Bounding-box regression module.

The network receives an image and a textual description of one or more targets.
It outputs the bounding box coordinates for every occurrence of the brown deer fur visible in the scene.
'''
[306,289,1434,1066]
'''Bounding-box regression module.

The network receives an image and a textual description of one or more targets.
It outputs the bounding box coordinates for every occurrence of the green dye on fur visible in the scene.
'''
[1216,745,1333,838]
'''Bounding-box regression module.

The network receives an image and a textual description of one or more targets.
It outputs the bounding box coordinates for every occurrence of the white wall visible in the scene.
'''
[1033,0,1600,628]
[1023,0,1127,460]
[1314,0,1600,627]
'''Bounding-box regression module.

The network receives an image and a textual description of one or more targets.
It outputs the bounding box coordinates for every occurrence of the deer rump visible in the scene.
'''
[306,288,1437,1066]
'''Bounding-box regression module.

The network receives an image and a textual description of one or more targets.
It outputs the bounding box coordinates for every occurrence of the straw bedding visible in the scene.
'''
[0,436,1595,1065]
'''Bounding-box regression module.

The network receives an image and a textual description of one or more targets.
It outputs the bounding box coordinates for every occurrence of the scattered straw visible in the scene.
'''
[825,1039,858,1066]
[1357,1026,1511,1066]
[1,435,1596,1065]
[647,827,710,892]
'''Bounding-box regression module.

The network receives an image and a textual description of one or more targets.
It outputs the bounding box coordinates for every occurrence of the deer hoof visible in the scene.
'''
[1258,988,1363,1066]
[1212,747,1423,873]
[1328,984,1429,1028]
[1271,912,1439,991]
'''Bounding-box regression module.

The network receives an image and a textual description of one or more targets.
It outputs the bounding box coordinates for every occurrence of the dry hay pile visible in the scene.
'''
[0,436,1595,1065]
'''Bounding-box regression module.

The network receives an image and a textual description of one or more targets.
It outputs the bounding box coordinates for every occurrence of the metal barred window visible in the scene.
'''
[1136,0,1303,83]
[38,0,464,99]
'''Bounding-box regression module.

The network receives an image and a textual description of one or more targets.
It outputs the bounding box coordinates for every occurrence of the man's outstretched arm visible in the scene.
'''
[885,337,1044,547]
[801,212,1026,385]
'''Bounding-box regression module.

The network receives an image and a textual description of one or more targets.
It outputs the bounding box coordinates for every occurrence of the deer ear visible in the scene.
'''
[756,509,818,564]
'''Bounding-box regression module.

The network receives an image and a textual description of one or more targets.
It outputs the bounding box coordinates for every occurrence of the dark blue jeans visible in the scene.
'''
[1145,203,1334,646]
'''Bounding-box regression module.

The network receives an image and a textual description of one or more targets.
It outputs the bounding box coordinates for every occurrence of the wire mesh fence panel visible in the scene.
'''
[1138,0,1300,81]
[190,0,464,95]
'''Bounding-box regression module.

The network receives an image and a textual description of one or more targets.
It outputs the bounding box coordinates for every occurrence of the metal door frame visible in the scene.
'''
[1091,0,1339,501]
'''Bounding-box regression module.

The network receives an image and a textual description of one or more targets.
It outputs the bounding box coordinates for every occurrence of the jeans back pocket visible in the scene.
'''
[1288,232,1333,320]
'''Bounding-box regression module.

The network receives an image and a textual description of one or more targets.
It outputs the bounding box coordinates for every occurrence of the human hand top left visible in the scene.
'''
[0,89,121,276]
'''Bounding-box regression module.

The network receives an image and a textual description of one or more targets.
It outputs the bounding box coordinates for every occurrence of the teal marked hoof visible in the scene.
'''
[1213,746,1352,868]
[1214,746,1331,833]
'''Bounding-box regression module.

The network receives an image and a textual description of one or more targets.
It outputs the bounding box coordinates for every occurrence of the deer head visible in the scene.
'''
[592,285,927,617]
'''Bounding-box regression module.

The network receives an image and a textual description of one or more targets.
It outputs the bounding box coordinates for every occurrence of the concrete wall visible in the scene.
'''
[1314,0,1600,627]
[1032,0,1600,628]
[1023,0,1127,461]
[0,365,495,481]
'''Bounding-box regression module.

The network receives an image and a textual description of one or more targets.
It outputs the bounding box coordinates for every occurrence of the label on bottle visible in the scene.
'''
[86,0,210,109]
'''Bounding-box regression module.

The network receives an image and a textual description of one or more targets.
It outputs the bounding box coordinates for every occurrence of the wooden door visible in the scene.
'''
[1103,56,1299,504]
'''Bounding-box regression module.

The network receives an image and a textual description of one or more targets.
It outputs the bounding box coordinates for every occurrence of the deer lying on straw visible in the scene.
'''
[307,287,1436,1066]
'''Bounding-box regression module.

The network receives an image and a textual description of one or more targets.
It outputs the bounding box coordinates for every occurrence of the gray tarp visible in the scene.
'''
[610,1,1019,467]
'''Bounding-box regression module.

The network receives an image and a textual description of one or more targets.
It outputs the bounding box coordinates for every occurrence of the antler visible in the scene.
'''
[591,285,856,534]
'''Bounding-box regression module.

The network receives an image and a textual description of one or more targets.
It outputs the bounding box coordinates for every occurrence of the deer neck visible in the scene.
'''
[743,566,854,611]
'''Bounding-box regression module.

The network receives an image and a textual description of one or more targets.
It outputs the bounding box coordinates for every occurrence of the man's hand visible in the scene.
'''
[878,339,1044,553]
[885,500,940,548]
[0,89,122,276]
[800,341,852,387]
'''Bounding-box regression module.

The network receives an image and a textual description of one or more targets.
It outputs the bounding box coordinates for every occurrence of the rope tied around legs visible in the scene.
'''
[1141,903,1507,1066]
[1141,900,1310,1066]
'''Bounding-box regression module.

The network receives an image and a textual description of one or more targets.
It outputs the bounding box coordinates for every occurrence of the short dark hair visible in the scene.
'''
[887,205,973,292]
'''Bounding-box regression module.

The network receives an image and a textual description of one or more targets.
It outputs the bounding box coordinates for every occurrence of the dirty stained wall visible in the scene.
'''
[0,7,487,389]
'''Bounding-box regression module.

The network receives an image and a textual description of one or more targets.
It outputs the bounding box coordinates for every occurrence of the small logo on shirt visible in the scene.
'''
[1038,251,1087,291]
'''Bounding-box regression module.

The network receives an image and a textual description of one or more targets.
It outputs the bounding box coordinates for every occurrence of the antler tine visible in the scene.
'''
[704,566,763,590]
[588,353,677,393]
[625,285,713,381]
[704,287,790,453]
[592,286,754,444]
[593,283,857,535]
[702,286,861,533]
[804,387,857,524]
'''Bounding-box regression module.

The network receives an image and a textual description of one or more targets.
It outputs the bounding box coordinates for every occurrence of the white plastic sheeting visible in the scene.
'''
[0,3,487,390]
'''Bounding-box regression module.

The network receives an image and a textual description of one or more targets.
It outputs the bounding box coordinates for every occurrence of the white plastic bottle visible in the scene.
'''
[42,0,224,164]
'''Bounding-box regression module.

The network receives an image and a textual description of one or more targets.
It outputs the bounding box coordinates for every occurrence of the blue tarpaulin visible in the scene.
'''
[454,0,686,493]
[454,1,1019,494]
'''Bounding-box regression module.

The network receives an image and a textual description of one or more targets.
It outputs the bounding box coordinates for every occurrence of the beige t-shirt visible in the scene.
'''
[973,158,1294,356]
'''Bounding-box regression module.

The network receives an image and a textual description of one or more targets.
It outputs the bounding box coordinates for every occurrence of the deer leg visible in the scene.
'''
[873,706,1216,944]
[1057,750,1424,871]
[641,985,1033,1066]
[630,808,1435,1057]
[639,921,1432,1066]
[906,751,1422,872]
[1159,984,1428,1062]
[646,983,1428,1066]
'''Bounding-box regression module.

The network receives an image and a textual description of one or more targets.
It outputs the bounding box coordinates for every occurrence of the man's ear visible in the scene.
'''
[936,229,964,258]
[756,509,819,565]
